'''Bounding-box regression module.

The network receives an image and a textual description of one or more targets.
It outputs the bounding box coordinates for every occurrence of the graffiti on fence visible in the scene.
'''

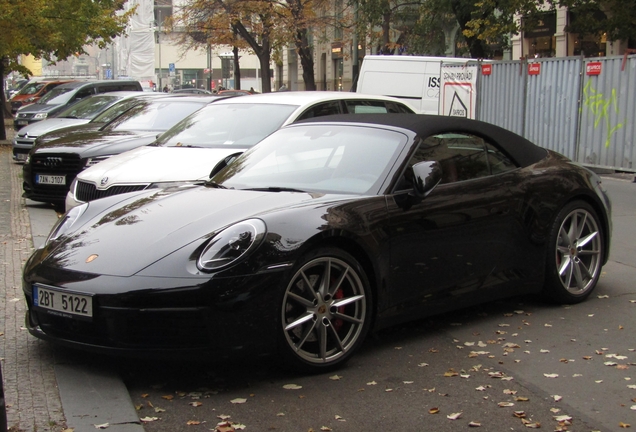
[582,81,625,148]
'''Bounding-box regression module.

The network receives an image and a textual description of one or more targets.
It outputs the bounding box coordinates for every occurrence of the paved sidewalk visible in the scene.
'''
[1,119,145,432]
[0,127,67,430]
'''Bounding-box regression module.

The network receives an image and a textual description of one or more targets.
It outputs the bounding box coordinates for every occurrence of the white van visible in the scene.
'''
[355,55,474,114]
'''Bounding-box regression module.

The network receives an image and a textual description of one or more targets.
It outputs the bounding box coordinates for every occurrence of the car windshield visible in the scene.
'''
[38,87,76,104]
[16,82,46,95]
[213,124,407,195]
[104,100,209,132]
[91,98,144,124]
[154,103,298,148]
[56,95,120,119]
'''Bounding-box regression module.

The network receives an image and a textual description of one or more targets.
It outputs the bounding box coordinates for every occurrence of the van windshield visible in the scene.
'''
[38,87,76,105]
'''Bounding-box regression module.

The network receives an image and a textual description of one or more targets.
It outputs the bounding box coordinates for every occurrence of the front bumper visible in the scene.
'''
[23,270,282,358]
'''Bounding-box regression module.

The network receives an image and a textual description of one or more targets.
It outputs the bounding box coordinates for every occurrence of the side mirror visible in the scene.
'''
[411,160,442,199]
[209,152,243,178]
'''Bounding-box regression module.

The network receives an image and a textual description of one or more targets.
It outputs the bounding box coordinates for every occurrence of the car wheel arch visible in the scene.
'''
[557,192,610,265]
[291,233,381,322]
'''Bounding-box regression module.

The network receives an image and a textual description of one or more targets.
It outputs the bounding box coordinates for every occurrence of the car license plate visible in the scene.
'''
[33,285,93,319]
[17,120,28,126]
[36,174,65,185]
[16,153,27,161]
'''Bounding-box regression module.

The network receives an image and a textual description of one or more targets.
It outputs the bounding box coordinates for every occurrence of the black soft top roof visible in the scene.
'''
[296,113,548,168]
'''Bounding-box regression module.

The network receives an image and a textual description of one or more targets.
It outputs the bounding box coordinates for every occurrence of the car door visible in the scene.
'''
[383,131,519,319]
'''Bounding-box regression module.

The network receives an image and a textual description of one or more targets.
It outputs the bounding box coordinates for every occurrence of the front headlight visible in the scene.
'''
[33,112,48,120]
[197,219,266,272]
[45,203,88,245]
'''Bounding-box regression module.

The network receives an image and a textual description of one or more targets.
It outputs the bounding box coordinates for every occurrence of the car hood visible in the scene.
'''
[35,123,106,145]
[77,146,249,186]
[18,102,62,114]
[17,118,90,138]
[44,187,351,278]
[34,130,161,158]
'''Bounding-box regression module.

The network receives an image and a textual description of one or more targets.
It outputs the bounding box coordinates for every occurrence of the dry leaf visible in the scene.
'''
[140,417,159,423]
[513,411,526,418]
[544,373,559,378]
[230,398,247,404]
[218,415,231,420]
[619,422,630,428]
[189,401,203,407]
[186,420,201,425]
[468,421,481,427]
[367,381,377,385]
[335,415,346,422]
[515,396,529,402]
[320,427,333,431]
[161,395,174,401]
[429,407,440,414]
[94,424,109,429]
[283,384,302,390]
[418,362,429,367]
[154,407,165,413]
[498,402,514,407]
[447,412,462,420]
[552,395,563,401]
[475,386,487,391]
[329,375,342,381]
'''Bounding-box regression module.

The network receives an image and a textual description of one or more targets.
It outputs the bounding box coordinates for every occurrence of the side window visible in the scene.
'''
[401,132,517,187]
[97,85,120,93]
[386,102,415,113]
[296,101,342,120]
[344,100,388,114]
[74,88,95,101]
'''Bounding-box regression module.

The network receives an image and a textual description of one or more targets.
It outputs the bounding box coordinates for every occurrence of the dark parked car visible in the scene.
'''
[14,80,142,130]
[22,95,225,206]
[22,114,611,372]
[12,91,160,162]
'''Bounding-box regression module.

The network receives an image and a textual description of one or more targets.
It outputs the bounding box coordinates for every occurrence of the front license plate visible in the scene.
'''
[33,285,93,319]
[16,153,27,161]
[36,174,65,185]
[17,120,28,126]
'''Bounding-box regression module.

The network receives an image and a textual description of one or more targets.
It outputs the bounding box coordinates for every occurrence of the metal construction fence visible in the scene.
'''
[461,54,636,173]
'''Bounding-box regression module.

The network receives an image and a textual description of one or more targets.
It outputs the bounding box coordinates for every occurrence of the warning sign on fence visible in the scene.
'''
[439,64,478,119]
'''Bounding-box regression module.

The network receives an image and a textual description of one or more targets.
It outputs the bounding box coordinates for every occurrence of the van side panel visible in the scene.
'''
[356,56,470,115]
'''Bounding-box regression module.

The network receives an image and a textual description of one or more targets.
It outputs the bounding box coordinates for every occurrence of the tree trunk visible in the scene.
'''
[296,28,316,91]
[232,46,241,90]
[0,59,7,141]
[449,0,487,58]
[232,22,272,93]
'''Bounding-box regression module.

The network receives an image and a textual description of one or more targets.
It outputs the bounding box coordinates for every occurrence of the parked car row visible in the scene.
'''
[17,90,612,372]
[13,79,143,130]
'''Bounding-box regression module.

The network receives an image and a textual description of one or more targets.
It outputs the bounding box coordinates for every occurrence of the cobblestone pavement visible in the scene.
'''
[1,120,68,431]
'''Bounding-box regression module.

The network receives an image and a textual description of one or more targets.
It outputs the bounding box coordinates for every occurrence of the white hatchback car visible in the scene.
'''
[66,91,415,210]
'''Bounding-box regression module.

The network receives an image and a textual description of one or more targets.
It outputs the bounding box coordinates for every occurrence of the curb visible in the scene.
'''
[2,147,144,432]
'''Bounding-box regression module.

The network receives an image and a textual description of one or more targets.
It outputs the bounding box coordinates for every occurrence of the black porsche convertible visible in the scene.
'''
[22,114,611,372]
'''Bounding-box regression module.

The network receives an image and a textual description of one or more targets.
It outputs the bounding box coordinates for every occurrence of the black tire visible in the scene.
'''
[543,200,604,303]
[278,248,372,372]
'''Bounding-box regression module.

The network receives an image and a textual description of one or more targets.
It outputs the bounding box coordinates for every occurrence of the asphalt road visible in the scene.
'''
[112,176,635,432]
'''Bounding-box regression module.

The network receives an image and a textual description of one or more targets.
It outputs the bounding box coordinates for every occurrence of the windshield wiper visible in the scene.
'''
[244,187,306,193]
[205,181,228,189]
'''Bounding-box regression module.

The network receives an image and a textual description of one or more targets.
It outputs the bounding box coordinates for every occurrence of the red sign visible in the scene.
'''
[481,64,492,75]
[586,62,602,76]
[528,63,541,75]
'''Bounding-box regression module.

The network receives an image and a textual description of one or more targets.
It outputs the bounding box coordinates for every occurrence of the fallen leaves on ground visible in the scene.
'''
[283,384,302,390]
[447,412,462,420]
